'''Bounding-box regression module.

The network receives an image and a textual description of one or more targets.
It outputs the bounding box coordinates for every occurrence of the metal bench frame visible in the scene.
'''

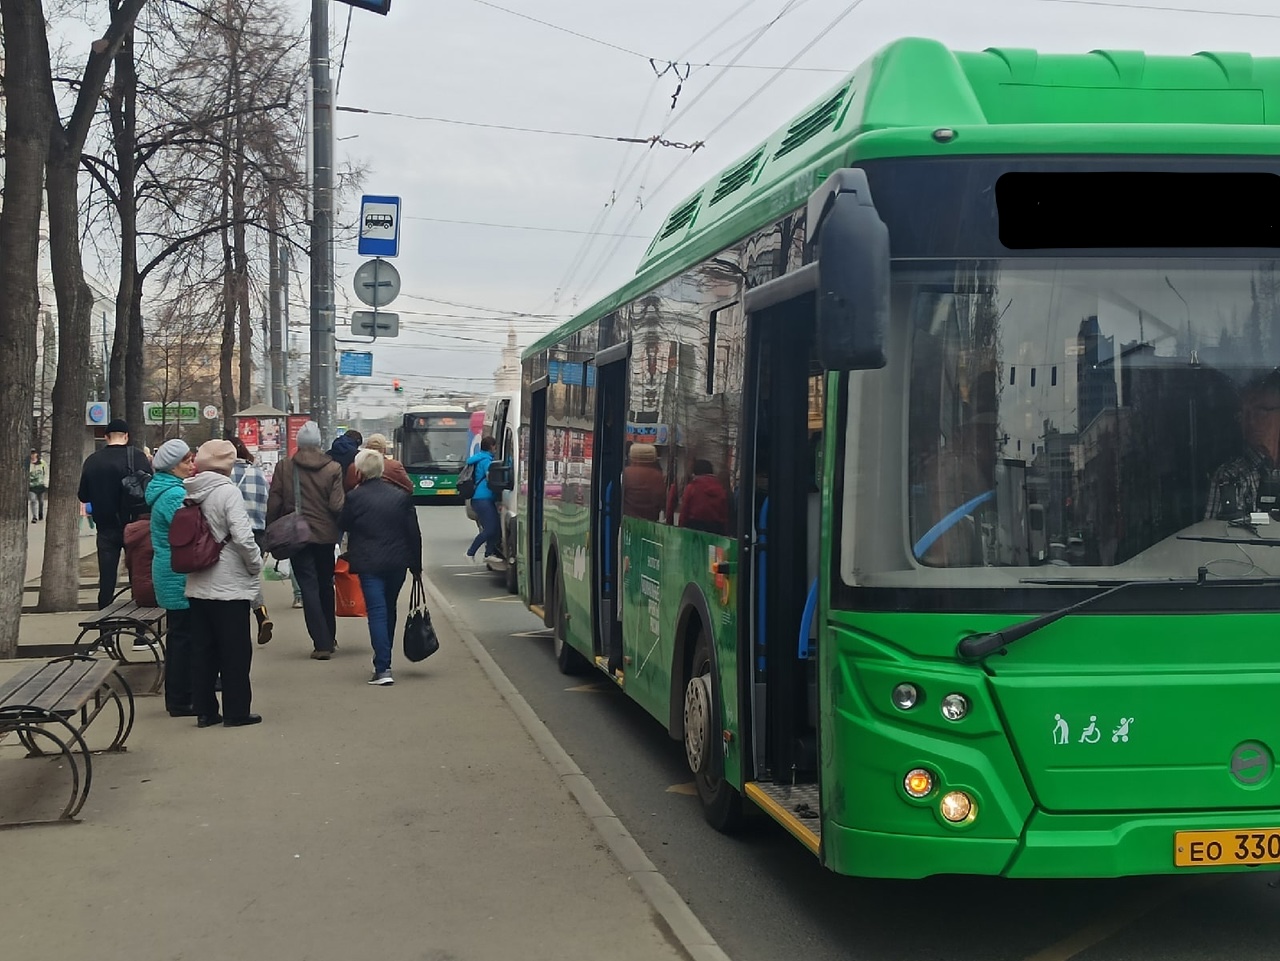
[73,597,167,694]
[0,655,135,827]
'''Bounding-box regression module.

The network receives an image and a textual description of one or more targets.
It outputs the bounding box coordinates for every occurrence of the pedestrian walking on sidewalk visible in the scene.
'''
[28,449,48,523]
[266,421,344,660]
[78,419,152,609]
[340,450,422,686]
[230,436,273,645]
[146,439,198,716]
[185,439,264,728]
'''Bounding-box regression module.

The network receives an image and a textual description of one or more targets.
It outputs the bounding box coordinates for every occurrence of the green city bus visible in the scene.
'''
[394,408,471,501]
[516,37,1280,878]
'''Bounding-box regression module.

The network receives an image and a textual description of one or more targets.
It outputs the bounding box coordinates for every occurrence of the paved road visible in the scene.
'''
[421,506,1280,961]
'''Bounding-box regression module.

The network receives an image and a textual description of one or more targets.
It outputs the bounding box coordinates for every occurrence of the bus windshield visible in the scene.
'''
[401,421,469,471]
[901,258,1280,577]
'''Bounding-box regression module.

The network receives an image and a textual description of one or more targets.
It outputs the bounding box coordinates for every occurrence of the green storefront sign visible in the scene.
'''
[143,402,200,425]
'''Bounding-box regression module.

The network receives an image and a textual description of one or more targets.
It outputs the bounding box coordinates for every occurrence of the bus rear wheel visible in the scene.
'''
[685,632,743,832]
[552,577,586,675]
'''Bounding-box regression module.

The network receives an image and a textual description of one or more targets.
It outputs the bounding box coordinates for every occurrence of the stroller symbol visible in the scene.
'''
[1112,718,1134,743]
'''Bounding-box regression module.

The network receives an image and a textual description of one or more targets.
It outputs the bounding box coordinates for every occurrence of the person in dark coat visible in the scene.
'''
[622,442,666,522]
[327,429,363,475]
[340,449,423,686]
[267,421,345,659]
[78,419,153,608]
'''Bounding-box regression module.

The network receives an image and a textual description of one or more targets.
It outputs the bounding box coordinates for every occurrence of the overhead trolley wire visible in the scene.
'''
[1033,0,1280,17]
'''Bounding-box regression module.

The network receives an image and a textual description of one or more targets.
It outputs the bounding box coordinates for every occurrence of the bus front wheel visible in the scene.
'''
[685,632,743,832]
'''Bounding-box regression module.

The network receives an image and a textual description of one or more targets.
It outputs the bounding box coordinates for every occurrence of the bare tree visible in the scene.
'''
[38,0,146,614]
[0,1,57,654]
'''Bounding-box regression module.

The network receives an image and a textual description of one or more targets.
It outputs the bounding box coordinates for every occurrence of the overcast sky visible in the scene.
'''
[291,0,1280,412]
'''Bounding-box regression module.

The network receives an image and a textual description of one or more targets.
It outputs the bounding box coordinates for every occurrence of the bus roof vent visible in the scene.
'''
[774,85,849,160]
[659,192,703,240]
[709,149,764,206]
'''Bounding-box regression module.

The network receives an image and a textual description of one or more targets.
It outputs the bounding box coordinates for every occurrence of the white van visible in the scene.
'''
[482,391,520,593]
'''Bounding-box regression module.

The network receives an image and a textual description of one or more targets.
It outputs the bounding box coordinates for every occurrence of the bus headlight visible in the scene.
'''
[940,791,975,823]
[940,693,970,721]
[904,768,934,798]
[891,683,919,711]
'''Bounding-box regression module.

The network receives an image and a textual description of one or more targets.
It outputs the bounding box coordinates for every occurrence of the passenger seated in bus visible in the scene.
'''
[622,443,666,521]
[1205,371,1280,520]
[677,459,729,534]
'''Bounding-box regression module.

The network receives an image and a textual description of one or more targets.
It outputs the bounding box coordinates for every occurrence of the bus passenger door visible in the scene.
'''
[742,296,817,784]
[592,356,627,672]
[527,385,548,607]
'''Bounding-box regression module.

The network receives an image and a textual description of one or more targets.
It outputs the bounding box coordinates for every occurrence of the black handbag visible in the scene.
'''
[261,460,313,559]
[402,574,439,662]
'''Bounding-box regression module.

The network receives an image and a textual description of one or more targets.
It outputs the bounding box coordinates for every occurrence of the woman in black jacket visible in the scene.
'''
[340,449,423,685]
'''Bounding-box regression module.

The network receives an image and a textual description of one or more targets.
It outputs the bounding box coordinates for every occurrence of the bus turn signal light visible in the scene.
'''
[904,768,934,798]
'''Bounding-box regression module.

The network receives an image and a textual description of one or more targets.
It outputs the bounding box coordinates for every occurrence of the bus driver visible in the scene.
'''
[1205,370,1280,520]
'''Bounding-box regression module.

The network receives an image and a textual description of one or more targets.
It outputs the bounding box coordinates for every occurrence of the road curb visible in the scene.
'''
[421,572,732,961]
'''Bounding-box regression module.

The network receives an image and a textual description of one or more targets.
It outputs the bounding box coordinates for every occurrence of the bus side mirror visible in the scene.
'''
[488,462,512,492]
[806,169,889,371]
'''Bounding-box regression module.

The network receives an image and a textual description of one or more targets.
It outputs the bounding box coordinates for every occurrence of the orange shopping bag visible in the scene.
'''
[333,555,366,617]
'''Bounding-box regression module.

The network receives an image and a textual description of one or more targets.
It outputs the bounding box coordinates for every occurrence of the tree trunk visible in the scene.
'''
[0,0,54,655]
[126,273,145,441]
[108,23,141,439]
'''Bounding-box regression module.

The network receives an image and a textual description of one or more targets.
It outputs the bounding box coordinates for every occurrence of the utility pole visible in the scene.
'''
[310,0,335,440]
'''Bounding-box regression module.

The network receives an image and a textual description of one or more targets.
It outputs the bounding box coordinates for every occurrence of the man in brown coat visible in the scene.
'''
[266,421,345,659]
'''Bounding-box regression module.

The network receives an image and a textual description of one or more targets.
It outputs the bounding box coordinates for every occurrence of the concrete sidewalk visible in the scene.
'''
[0,573,709,960]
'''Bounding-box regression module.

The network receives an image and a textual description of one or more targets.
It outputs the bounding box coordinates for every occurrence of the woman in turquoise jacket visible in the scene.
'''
[146,439,197,717]
[464,435,498,564]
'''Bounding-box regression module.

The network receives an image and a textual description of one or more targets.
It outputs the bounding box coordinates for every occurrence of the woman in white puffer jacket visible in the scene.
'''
[184,439,264,728]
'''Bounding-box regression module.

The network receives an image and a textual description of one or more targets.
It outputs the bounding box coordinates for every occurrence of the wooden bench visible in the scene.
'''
[73,598,167,694]
[0,655,134,827]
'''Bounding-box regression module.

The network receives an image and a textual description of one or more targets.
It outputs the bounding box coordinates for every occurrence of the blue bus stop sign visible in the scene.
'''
[358,195,400,257]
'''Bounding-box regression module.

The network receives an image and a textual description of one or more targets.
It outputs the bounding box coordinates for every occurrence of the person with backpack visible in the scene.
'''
[463,435,499,565]
[183,439,264,728]
[77,419,152,609]
[146,439,199,717]
[266,421,345,660]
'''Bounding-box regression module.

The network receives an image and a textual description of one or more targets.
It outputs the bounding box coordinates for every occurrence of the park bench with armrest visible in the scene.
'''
[73,597,167,693]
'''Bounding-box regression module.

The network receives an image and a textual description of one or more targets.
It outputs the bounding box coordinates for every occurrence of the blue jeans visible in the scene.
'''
[468,497,500,558]
[358,569,408,674]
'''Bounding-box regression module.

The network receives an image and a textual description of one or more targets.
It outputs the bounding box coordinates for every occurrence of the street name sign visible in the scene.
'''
[339,350,375,376]
[358,195,401,257]
[144,401,200,425]
[350,312,400,337]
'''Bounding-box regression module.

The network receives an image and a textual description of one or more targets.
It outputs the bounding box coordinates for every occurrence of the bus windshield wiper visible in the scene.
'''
[956,576,1202,661]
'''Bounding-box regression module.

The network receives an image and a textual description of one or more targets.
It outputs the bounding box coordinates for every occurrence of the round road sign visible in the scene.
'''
[353,258,401,308]
[203,405,219,421]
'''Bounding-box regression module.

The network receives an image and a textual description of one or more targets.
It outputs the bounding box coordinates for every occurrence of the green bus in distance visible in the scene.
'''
[394,408,471,501]
[515,37,1280,878]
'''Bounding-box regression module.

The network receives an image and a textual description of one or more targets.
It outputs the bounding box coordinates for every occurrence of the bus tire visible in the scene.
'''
[552,576,586,675]
[505,554,517,594]
[685,630,743,832]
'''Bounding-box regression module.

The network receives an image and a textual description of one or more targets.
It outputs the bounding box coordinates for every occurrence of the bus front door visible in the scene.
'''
[527,385,547,608]
[592,357,627,673]
[743,296,817,786]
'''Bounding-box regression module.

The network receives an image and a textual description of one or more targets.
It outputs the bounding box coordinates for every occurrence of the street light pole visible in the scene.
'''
[310,0,336,441]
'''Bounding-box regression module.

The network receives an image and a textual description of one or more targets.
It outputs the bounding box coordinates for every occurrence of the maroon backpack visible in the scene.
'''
[169,499,228,574]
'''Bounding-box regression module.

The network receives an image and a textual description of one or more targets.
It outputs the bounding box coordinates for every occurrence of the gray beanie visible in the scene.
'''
[153,438,190,472]
[296,421,321,448]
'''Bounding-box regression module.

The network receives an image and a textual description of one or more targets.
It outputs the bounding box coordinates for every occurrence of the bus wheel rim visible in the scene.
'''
[684,675,713,773]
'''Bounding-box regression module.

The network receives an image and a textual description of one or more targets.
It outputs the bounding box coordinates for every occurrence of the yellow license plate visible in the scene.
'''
[437,489,456,495]
[1175,829,1280,866]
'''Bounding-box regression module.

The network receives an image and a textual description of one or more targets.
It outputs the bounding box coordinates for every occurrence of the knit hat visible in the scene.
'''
[153,438,191,472]
[104,418,130,435]
[196,439,236,474]
[629,442,658,464]
[296,421,321,448]
[364,433,390,453]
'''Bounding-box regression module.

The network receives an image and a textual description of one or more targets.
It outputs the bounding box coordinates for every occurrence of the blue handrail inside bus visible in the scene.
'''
[798,578,818,659]
[912,490,995,559]
[756,498,768,672]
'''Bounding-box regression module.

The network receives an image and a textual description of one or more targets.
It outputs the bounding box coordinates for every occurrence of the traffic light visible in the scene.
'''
[392,379,403,393]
